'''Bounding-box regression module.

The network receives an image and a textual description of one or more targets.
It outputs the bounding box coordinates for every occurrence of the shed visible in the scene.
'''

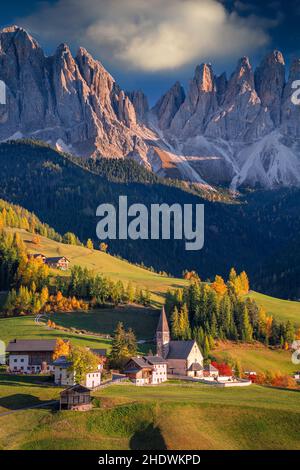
[60,384,92,411]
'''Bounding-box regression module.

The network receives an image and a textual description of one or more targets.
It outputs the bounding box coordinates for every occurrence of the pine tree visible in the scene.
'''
[86,238,94,250]
[202,335,210,359]
[284,321,295,344]
[171,306,180,339]
[178,304,191,340]
[126,282,135,303]
[219,293,232,339]
[239,271,250,294]
[240,305,253,342]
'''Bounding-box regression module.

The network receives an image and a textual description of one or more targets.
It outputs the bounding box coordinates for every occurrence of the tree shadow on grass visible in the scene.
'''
[0,393,56,411]
[0,374,53,386]
[130,424,167,450]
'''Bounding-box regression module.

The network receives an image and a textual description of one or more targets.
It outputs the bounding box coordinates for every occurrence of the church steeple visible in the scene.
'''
[156,306,170,358]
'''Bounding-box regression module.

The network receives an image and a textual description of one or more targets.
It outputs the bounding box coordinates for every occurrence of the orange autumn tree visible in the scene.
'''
[239,271,250,295]
[183,271,201,283]
[53,338,71,360]
[32,235,41,246]
[212,275,227,296]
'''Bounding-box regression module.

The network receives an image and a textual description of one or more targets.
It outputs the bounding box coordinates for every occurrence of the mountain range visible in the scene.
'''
[1,25,300,190]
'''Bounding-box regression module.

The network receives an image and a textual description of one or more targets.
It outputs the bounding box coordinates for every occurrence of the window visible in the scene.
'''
[20,358,24,363]
[14,359,17,363]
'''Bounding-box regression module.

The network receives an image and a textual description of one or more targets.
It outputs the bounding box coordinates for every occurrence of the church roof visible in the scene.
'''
[145,355,167,365]
[167,340,196,360]
[156,307,169,333]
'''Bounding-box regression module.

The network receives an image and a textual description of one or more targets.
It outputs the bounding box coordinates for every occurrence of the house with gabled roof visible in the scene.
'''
[7,339,57,373]
[124,355,167,385]
[45,256,70,271]
[53,355,102,389]
[156,307,204,377]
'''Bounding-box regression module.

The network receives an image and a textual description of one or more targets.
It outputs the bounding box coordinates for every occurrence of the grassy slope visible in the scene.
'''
[9,228,300,323]
[51,307,159,340]
[0,316,110,350]
[0,379,299,450]
[9,228,187,307]
[1,228,299,374]
[213,340,295,374]
[247,291,300,326]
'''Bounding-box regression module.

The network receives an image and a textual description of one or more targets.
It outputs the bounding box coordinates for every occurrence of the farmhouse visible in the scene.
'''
[45,256,70,270]
[28,253,46,263]
[59,384,92,411]
[124,355,168,385]
[53,355,102,388]
[156,307,204,377]
[7,339,57,373]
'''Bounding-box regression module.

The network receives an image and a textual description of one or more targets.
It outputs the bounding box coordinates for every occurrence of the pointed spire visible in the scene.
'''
[157,306,169,333]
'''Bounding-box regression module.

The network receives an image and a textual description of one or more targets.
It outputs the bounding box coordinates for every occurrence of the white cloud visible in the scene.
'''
[17,0,272,72]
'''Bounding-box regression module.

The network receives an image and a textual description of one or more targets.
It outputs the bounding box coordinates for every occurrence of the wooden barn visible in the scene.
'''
[59,384,92,411]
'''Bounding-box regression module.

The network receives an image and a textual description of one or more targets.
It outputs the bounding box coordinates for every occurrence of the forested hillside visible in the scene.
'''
[0,140,300,299]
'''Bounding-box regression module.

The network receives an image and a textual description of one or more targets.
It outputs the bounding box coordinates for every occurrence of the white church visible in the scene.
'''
[156,307,208,378]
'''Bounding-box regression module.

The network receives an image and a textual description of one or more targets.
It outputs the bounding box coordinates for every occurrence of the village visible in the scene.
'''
[4,307,253,411]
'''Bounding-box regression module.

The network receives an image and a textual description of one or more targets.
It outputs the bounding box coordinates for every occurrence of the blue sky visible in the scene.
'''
[1,0,300,103]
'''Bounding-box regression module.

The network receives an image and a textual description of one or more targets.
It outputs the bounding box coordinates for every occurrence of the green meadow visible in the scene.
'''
[0,378,299,450]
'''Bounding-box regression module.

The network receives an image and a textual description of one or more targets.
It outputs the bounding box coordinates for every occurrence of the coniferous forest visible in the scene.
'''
[0,140,300,299]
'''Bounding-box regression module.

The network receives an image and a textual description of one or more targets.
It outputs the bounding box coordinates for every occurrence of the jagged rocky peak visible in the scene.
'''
[116,90,137,127]
[215,72,227,105]
[227,56,255,96]
[254,50,285,125]
[0,25,44,64]
[126,90,149,122]
[1,24,300,190]
[75,46,116,111]
[152,81,185,130]
[76,46,114,86]
[1,25,39,48]
[169,63,217,134]
[54,43,77,71]
[194,63,215,93]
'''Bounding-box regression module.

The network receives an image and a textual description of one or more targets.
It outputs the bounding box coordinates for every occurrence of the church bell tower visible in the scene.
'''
[156,307,170,358]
